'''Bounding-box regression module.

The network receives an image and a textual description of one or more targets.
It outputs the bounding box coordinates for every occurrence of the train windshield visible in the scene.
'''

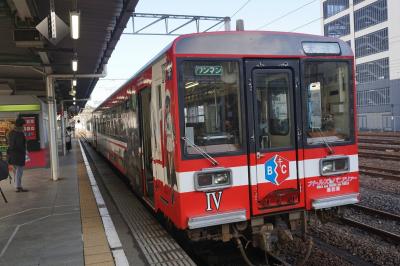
[181,61,242,155]
[304,61,352,144]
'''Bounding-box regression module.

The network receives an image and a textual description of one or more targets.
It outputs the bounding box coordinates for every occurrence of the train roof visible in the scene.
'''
[173,31,352,57]
[95,31,353,111]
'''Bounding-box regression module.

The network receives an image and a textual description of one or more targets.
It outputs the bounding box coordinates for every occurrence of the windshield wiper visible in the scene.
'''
[317,128,335,155]
[181,137,219,166]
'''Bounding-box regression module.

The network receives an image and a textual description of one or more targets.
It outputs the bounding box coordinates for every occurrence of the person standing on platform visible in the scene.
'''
[7,118,28,192]
[66,126,72,152]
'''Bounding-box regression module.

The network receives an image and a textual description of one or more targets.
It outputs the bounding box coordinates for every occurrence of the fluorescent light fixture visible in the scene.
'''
[70,11,80,40]
[185,81,199,89]
[72,58,78,72]
[50,10,57,39]
[72,79,77,86]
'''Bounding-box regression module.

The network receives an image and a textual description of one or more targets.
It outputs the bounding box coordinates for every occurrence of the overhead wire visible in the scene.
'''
[256,0,318,30]
[290,16,322,32]
[230,0,252,19]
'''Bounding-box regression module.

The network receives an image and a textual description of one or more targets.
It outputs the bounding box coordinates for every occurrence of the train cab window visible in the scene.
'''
[304,61,352,144]
[181,61,242,155]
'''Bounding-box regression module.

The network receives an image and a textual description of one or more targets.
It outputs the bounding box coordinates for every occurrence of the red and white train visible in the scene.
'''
[85,31,359,252]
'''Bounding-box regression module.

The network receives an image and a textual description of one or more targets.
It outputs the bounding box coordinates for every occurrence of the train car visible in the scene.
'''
[91,31,359,254]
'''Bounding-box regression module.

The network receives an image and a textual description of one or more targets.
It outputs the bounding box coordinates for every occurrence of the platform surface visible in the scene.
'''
[0,142,128,266]
[0,139,194,266]
[0,145,83,266]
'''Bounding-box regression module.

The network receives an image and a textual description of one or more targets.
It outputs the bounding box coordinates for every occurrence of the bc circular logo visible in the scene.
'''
[265,155,290,185]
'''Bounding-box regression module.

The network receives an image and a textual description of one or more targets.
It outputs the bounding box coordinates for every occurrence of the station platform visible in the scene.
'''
[0,140,194,266]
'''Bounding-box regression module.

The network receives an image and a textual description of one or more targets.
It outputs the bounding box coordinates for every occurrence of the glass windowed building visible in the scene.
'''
[321,0,400,131]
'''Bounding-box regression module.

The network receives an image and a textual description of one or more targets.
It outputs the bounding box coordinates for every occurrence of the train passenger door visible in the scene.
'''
[245,60,304,215]
[138,87,154,204]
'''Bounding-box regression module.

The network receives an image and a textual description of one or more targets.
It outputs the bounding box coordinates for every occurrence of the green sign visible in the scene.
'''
[195,65,223,76]
[0,104,40,112]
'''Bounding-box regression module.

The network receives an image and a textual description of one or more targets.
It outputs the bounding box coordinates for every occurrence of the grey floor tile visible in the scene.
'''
[0,141,84,266]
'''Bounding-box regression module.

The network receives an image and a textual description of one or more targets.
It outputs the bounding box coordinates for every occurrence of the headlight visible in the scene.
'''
[322,161,333,173]
[214,172,229,184]
[194,168,232,191]
[320,156,349,176]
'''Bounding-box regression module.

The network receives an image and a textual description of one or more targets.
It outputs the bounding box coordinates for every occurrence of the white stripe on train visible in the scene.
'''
[94,134,359,194]
[176,155,358,193]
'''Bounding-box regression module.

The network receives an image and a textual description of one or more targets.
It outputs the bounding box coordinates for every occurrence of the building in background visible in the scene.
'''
[321,0,400,131]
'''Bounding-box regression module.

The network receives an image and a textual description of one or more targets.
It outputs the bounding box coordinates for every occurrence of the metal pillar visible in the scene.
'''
[60,100,66,156]
[46,75,59,181]
[224,17,231,31]
[46,72,106,181]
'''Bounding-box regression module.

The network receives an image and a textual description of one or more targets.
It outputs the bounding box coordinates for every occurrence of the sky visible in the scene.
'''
[86,0,322,107]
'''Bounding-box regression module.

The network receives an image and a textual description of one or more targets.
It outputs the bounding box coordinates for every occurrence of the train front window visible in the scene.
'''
[304,61,352,144]
[181,61,242,155]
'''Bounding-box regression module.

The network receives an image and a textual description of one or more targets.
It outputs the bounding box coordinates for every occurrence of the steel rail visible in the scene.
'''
[358,133,400,138]
[349,204,400,222]
[359,170,400,180]
[359,165,400,180]
[340,217,400,243]
[359,165,400,176]
[359,150,400,160]
[358,138,400,145]
[312,236,374,266]
[265,251,291,266]
[358,144,400,152]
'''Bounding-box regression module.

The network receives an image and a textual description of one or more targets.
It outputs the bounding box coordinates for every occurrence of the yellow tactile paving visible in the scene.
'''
[76,150,115,266]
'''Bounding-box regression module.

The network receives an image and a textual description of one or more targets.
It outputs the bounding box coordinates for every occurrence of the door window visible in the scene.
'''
[254,71,293,150]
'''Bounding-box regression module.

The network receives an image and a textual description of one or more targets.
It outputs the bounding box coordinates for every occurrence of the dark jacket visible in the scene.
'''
[7,128,26,166]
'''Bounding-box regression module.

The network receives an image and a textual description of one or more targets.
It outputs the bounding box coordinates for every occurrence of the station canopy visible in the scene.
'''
[0,0,138,110]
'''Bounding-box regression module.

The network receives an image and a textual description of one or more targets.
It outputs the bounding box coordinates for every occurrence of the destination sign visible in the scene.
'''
[195,65,223,76]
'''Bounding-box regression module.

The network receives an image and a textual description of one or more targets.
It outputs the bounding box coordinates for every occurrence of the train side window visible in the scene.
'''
[157,85,162,109]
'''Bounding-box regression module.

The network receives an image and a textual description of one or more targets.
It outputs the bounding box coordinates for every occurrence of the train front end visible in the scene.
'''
[170,32,358,251]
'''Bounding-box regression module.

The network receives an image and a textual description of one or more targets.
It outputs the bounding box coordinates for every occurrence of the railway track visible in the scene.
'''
[359,165,400,180]
[341,204,400,244]
[358,143,400,152]
[348,204,400,223]
[340,217,400,244]
[359,150,400,160]
[358,138,400,145]
[313,236,374,266]
[358,132,400,138]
